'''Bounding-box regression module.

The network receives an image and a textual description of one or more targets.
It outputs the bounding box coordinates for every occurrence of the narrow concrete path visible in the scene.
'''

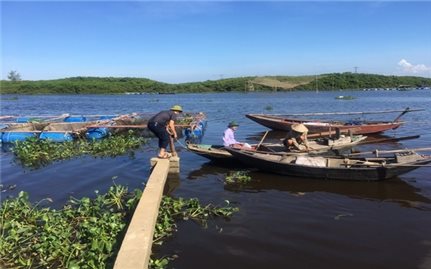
[114,159,170,269]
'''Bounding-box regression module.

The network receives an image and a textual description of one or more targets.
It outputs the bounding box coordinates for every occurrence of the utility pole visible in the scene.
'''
[354,66,358,73]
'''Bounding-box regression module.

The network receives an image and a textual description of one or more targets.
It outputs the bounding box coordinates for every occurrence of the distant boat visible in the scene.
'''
[335,95,356,100]
[225,147,431,181]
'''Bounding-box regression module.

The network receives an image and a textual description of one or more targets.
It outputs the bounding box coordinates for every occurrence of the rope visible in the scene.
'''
[174,138,189,150]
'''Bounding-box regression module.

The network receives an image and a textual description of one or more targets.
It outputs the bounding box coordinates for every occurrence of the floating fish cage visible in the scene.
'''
[184,120,207,144]
[0,112,208,144]
[0,115,110,143]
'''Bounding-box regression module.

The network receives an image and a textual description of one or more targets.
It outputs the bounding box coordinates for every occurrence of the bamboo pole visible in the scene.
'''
[357,135,420,144]
[348,147,431,156]
[169,136,177,157]
[256,131,269,150]
[264,108,424,117]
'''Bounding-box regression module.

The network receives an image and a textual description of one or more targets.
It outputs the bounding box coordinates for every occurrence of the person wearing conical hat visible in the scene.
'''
[223,121,252,148]
[147,105,183,158]
[283,123,310,151]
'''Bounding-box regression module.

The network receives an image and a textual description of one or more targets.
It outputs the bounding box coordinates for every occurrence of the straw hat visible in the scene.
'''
[228,121,239,127]
[170,105,183,112]
[291,123,308,133]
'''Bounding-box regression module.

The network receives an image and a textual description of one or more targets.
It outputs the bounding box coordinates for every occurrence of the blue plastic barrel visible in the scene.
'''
[86,128,109,140]
[16,117,30,123]
[39,132,74,142]
[99,115,116,120]
[64,116,87,122]
[1,132,37,143]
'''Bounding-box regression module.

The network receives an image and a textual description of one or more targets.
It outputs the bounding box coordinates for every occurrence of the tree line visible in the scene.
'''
[1,73,430,94]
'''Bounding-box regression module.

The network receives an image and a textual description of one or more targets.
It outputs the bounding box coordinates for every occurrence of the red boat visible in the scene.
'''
[245,108,415,134]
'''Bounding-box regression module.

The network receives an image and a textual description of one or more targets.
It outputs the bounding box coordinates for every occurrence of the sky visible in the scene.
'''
[1,1,431,83]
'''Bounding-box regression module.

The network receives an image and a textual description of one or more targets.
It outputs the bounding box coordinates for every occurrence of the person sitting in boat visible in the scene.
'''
[223,121,252,149]
[283,123,310,151]
[147,105,183,158]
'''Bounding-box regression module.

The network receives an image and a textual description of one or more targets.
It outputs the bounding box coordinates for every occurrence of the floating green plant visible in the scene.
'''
[150,196,238,268]
[264,105,273,111]
[12,131,147,168]
[225,171,252,185]
[0,185,239,269]
[0,184,141,269]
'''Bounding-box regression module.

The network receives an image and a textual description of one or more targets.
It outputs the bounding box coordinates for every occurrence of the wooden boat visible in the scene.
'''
[187,135,367,162]
[246,114,404,134]
[245,108,419,134]
[187,144,232,162]
[225,147,431,181]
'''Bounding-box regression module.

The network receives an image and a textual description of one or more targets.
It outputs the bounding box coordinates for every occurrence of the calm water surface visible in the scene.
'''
[1,90,431,269]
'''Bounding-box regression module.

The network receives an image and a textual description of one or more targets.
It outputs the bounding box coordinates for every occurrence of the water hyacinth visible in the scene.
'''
[225,171,252,185]
[11,131,147,168]
[0,185,142,269]
[0,186,239,269]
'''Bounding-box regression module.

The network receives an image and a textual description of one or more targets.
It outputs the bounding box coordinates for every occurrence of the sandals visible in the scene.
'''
[157,152,172,159]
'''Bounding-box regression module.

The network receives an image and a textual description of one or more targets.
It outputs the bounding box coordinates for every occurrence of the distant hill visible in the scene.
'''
[1,73,430,94]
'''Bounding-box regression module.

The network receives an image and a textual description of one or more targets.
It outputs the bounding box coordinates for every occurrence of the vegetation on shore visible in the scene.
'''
[1,73,430,94]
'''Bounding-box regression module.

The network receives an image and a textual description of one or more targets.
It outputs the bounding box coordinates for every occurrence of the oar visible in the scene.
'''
[256,131,269,150]
[348,147,431,156]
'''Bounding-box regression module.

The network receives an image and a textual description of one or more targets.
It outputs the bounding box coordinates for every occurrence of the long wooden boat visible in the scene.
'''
[187,135,367,162]
[225,147,431,181]
[246,114,403,134]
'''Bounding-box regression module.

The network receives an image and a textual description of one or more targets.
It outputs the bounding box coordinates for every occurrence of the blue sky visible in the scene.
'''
[1,1,431,82]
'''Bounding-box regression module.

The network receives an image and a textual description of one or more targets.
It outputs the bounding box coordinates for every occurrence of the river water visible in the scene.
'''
[1,90,431,269]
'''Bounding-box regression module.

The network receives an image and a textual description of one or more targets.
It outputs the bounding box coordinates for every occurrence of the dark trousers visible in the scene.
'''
[147,122,169,149]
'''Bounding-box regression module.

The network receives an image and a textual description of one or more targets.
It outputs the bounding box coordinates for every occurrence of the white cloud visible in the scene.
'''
[398,59,431,74]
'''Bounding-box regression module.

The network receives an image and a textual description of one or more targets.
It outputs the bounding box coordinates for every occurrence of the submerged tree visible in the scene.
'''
[7,70,21,82]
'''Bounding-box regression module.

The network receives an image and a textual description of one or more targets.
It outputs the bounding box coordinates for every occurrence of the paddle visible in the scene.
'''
[256,131,269,150]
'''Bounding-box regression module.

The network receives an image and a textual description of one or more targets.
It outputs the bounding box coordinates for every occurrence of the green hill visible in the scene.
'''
[1,73,430,94]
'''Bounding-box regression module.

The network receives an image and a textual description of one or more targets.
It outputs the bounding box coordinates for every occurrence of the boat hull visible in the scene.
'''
[225,148,430,181]
[246,114,403,134]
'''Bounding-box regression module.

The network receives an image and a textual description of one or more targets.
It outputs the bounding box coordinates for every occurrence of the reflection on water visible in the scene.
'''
[188,163,431,210]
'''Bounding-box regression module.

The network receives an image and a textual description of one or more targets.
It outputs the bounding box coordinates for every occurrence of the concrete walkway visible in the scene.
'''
[114,159,170,269]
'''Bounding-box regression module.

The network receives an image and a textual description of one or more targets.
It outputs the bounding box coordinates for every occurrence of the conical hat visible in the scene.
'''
[291,123,308,133]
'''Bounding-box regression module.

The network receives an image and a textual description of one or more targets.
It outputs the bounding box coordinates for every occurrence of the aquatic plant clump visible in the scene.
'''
[0,185,142,269]
[225,171,252,185]
[12,131,147,168]
[0,186,239,269]
[150,196,239,268]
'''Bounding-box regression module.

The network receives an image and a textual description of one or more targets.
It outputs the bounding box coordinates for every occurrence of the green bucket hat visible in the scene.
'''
[228,121,239,127]
[170,105,183,112]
